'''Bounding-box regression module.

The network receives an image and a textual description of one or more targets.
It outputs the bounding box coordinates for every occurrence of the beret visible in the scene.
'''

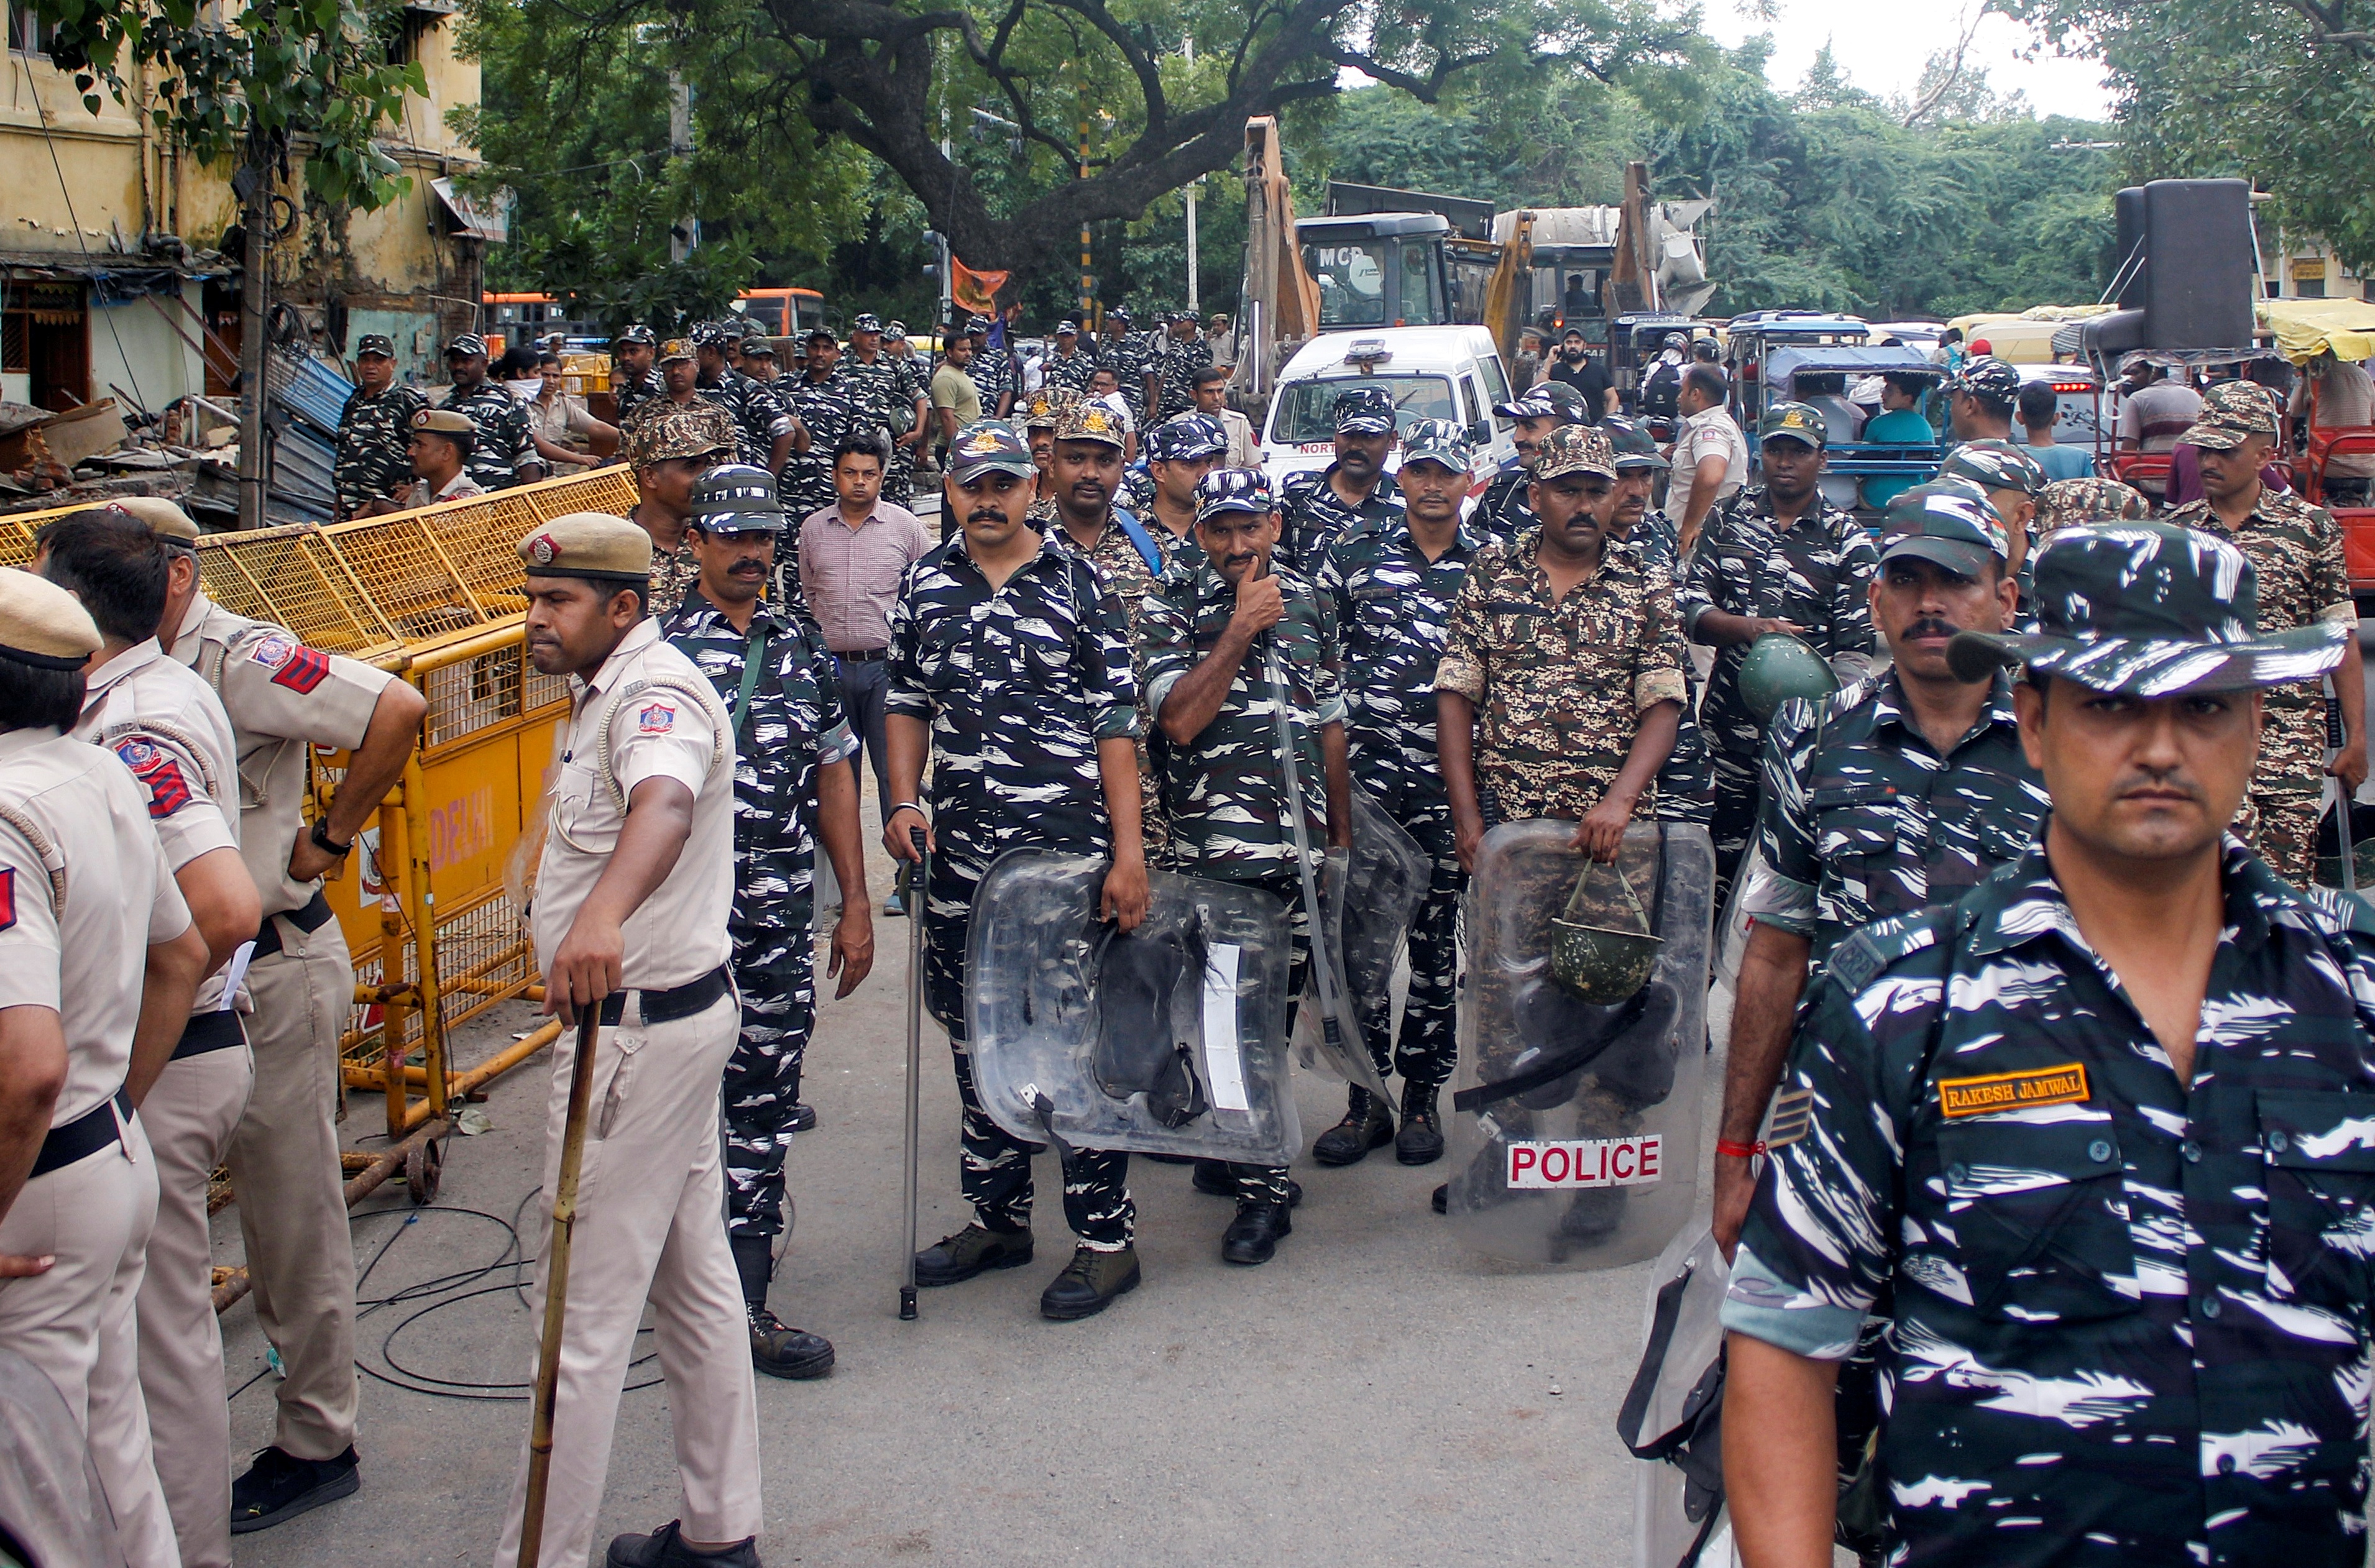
[518,513,655,582]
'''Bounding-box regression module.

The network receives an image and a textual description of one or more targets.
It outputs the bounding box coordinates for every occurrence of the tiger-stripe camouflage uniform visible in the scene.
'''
[661,586,853,1247]
[1154,328,1213,420]
[1318,508,1478,1089]
[443,378,536,492]
[779,369,858,520]
[332,355,425,519]
[1603,414,1716,827]
[1042,337,1101,398]
[1140,480,1343,1210]
[1681,474,1878,890]
[611,367,664,429]
[888,525,1141,1251]
[1280,466,1402,574]
[839,346,927,508]
[963,337,1013,417]
[697,362,795,473]
[1099,322,1153,413]
[2165,382,2358,886]
[1745,669,2047,961]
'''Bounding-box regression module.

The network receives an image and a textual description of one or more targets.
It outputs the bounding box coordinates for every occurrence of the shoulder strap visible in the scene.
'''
[590,672,732,813]
[0,799,66,914]
[1112,508,1164,577]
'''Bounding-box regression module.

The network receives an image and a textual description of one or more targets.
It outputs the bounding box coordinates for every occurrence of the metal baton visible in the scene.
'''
[899,822,928,1321]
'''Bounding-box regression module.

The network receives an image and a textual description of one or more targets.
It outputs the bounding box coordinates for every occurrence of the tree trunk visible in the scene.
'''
[236,177,270,531]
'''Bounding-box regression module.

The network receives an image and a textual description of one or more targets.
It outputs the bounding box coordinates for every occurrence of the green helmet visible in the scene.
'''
[1547,860,1662,1004]
[1737,632,1839,724]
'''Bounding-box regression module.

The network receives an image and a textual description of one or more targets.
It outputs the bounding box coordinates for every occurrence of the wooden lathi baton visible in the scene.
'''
[517,1009,601,1567]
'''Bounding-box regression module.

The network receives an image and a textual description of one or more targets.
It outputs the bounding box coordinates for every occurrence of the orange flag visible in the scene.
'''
[952,257,1010,316]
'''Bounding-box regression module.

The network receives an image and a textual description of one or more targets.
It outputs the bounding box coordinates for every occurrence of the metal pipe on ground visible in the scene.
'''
[211,1117,452,1313]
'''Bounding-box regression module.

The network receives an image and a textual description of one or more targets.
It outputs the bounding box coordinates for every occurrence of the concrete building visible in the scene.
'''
[0,1,495,417]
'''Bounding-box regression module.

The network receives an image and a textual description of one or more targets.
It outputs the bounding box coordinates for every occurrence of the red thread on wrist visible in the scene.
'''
[1714,1139,1766,1160]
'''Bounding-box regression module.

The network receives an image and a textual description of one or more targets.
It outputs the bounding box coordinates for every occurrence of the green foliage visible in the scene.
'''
[27,0,425,211]
[1999,0,2375,277]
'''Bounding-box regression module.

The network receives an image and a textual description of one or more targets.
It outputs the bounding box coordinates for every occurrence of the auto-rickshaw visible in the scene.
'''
[1732,337,1945,518]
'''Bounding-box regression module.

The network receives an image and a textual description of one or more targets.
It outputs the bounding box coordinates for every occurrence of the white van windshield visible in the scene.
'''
[1269,375,1458,443]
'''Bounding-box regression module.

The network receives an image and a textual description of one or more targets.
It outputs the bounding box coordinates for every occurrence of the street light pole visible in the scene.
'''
[1183,38,1199,315]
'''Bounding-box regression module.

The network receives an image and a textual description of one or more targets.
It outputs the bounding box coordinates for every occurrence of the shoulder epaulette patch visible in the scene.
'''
[1825,911,1942,994]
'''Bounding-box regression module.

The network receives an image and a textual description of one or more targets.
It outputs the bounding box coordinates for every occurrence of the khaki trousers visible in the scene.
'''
[0,1123,176,1566]
[493,993,763,1568]
[139,1042,255,1568]
[225,914,359,1459]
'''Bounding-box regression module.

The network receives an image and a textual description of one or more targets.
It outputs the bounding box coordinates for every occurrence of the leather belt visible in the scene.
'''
[32,1089,132,1180]
[172,1009,247,1062]
[597,966,731,1027]
[833,647,890,663]
[250,888,334,961]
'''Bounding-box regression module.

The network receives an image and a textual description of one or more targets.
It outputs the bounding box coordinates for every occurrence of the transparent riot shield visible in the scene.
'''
[1621,1224,1734,1568]
[1446,820,1714,1267]
[1292,791,1429,1101]
[966,848,1301,1165]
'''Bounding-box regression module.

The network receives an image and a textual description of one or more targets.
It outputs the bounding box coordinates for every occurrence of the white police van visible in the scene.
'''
[1258,326,1521,492]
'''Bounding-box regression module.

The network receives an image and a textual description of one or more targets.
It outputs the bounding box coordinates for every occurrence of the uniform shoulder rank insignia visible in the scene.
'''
[1763,1086,1815,1149]
[637,701,677,734]
[1826,909,1942,994]
[116,736,192,819]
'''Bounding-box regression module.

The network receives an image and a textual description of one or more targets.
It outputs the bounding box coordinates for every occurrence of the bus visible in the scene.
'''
[731,287,828,337]
[480,286,831,352]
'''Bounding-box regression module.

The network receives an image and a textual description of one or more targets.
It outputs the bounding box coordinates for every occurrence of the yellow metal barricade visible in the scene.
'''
[2,469,641,1137]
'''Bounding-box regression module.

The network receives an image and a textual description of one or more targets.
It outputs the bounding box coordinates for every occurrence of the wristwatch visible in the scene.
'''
[310,818,354,859]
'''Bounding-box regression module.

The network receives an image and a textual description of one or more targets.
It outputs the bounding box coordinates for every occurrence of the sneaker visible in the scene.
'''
[1039,1245,1142,1320]
[607,1520,762,1567]
[229,1444,359,1534]
[748,1306,835,1379]
[883,888,907,917]
[1311,1086,1395,1166]
[913,1223,1034,1286]
[1395,1081,1445,1166]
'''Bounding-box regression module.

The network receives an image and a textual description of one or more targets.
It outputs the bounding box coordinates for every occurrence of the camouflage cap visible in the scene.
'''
[1399,417,1474,474]
[1948,521,2350,694]
[1107,306,1133,325]
[1880,482,2009,577]
[1493,384,1571,422]
[518,511,653,582]
[688,464,786,534]
[851,313,884,334]
[657,337,696,365]
[1195,466,1275,525]
[966,314,993,334]
[884,321,909,342]
[740,337,777,360]
[1333,385,1398,436]
[624,400,735,467]
[1146,413,1227,463]
[1948,355,2023,406]
[613,324,658,347]
[354,333,396,359]
[1939,438,2048,498]
[444,333,489,359]
[1020,388,1078,433]
[691,321,734,350]
[2179,380,2283,452]
[1532,423,1617,482]
[946,421,1039,482]
[2036,475,2151,537]
[1054,398,1128,449]
[1758,401,1827,449]
[1055,319,1082,336]
[1601,415,1670,472]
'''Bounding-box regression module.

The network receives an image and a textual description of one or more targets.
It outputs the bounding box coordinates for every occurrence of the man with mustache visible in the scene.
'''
[661,467,875,1382]
[888,421,1152,1321]
[1723,521,2373,1568]
[1278,385,1402,572]
[1472,382,1585,546]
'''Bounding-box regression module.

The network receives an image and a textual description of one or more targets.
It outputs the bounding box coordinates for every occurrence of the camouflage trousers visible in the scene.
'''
[1355,799,1463,1089]
[1206,869,1310,1208]
[924,815,1133,1250]
[1709,745,1761,902]
[2246,790,2323,888]
[1653,715,1716,828]
[882,441,917,508]
[723,911,815,1239]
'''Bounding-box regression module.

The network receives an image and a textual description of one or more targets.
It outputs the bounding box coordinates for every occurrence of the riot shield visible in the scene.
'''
[1292,791,1429,1101]
[1620,1224,1734,1568]
[1446,820,1714,1267]
[965,848,1301,1165]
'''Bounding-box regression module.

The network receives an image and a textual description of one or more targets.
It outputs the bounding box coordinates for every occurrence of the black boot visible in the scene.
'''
[1395,1081,1445,1165]
[1039,1245,1142,1320]
[914,1223,1034,1286]
[783,1063,816,1134]
[1190,1162,1303,1207]
[1312,1086,1395,1166]
[1221,1201,1292,1265]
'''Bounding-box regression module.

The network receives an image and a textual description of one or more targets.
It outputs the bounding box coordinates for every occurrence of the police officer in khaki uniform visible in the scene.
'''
[0,571,209,1568]
[39,503,260,1568]
[492,513,763,1568]
[149,505,430,1534]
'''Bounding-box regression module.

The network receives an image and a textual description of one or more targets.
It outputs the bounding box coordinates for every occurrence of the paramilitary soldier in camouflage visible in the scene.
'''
[778,328,858,520]
[1435,423,1687,860]
[609,325,664,429]
[1316,418,1481,1167]
[1152,312,1214,421]
[1097,308,1152,420]
[1042,321,1101,397]
[2034,474,2149,543]
[437,333,543,492]
[694,324,797,475]
[1604,414,1713,826]
[888,421,1154,1322]
[1715,482,2044,1257]
[839,314,929,508]
[1471,383,1584,546]
[333,334,426,519]
[1142,466,1353,1263]
[2166,379,2366,885]
[1278,385,1403,572]
[960,315,1012,418]
[1722,521,2369,1568]
[1681,400,1879,894]
[661,466,873,1383]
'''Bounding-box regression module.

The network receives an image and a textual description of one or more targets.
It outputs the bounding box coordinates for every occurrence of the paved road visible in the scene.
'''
[220,802,1714,1568]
